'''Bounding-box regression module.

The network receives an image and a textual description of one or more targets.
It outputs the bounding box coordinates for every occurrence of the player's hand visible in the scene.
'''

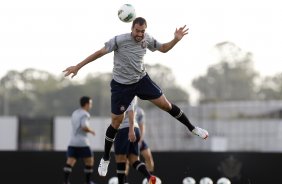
[128,130,136,142]
[174,25,189,41]
[63,66,79,78]
[91,130,96,136]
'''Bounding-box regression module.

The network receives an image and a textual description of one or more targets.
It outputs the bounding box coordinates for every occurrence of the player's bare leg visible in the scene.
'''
[141,148,154,173]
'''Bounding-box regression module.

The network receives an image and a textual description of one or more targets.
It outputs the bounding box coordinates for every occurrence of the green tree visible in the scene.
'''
[0,64,190,116]
[192,42,258,103]
[258,73,282,100]
[0,68,68,116]
[84,73,112,116]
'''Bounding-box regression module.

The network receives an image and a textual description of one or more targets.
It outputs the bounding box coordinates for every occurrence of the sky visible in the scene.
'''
[1,0,282,103]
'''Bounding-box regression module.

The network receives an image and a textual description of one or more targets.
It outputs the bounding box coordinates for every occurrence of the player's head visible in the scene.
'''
[131,17,147,42]
[80,96,92,110]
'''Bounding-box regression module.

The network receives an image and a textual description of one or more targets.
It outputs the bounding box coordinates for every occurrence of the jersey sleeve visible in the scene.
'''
[146,33,162,52]
[80,113,90,128]
[137,107,145,125]
[104,36,118,53]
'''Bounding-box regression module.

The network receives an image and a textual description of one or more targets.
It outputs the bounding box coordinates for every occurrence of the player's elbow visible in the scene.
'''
[158,45,169,53]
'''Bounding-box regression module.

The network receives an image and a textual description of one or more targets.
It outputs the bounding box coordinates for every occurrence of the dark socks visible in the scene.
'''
[63,164,72,183]
[117,162,126,184]
[168,104,195,131]
[124,175,128,183]
[103,125,118,160]
[132,160,151,179]
[84,165,93,183]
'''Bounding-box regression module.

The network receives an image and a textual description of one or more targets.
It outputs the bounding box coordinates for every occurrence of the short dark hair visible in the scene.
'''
[80,96,91,107]
[132,17,147,29]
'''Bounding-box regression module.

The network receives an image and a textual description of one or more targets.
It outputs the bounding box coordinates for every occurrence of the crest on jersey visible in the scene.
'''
[141,41,147,49]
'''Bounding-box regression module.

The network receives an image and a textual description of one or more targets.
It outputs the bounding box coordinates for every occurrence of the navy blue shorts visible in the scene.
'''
[114,127,141,156]
[66,146,93,159]
[139,140,149,151]
[111,74,163,115]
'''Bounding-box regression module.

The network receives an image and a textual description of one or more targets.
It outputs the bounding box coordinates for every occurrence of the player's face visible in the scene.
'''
[131,23,146,42]
[87,100,93,110]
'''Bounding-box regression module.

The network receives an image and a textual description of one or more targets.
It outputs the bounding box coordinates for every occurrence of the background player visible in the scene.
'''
[114,97,156,184]
[63,96,96,184]
[124,104,155,184]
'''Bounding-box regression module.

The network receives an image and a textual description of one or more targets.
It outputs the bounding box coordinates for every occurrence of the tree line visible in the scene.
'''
[0,42,281,116]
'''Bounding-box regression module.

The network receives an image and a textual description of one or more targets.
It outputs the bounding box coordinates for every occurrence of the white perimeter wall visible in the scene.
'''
[0,116,18,150]
[53,116,111,151]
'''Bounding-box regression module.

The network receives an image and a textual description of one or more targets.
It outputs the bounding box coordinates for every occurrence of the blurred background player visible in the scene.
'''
[63,96,96,184]
[137,106,154,174]
[114,97,156,184]
[124,104,155,184]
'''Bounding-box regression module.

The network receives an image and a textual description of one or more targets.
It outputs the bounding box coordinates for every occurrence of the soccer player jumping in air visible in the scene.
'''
[63,17,209,183]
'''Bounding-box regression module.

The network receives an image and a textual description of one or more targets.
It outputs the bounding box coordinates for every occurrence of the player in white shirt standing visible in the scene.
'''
[63,96,96,184]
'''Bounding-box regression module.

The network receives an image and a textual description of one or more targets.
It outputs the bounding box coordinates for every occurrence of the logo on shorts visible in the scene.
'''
[120,105,125,112]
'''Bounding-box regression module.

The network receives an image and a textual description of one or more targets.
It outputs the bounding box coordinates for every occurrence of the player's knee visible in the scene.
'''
[111,114,124,128]
[115,155,127,163]
[152,96,171,111]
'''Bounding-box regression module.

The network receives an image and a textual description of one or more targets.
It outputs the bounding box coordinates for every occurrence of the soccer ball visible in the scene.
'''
[108,176,118,184]
[118,4,136,23]
[182,177,196,184]
[199,177,213,184]
[142,177,162,184]
[217,177,231,184]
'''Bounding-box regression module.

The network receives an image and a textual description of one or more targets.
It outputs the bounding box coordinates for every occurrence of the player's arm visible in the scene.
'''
[139,121,145,143]
[82,126,96,136]
[63,46,108,78]
[128,110,136,142]
[158,25,189,53]
[81,116,96,136]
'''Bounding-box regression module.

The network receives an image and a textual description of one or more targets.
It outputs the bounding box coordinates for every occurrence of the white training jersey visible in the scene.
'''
[68,108,91,147]
[104,33,162,85]
[119,97,139,129]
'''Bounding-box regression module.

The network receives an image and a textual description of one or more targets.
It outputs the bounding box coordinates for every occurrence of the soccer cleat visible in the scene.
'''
[192,127,209,140]
[98,158,110,176]
[148,175,156,184]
